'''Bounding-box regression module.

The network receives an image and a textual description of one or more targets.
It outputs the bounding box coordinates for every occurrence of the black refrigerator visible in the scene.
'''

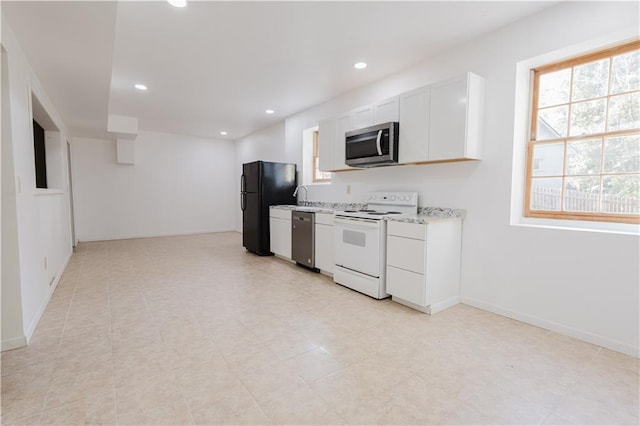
[241,161,297,255]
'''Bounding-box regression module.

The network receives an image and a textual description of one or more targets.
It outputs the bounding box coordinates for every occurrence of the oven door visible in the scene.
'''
[334,217,382,278]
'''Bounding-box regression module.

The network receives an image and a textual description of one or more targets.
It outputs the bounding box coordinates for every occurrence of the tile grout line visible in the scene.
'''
[540,345,603,425]
[38,248,84,422]
[106,244,120,425]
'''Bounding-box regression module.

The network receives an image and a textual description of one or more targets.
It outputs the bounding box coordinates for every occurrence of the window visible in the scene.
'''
[526,40,640,224]
[312,130,331,182]
[33,119,48,188]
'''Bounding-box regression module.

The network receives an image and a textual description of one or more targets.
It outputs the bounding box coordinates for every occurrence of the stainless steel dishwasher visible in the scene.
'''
[291,211,318,271]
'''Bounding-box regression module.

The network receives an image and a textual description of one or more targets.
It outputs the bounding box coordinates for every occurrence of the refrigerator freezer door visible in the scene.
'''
[242,161,261,193]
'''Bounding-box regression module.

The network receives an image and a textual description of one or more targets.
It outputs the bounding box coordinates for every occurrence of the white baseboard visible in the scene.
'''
[429,295,462,315]
[24,250,72,344]
[79,228,237,242]
[461,296,639,358]
[1,335,28,351]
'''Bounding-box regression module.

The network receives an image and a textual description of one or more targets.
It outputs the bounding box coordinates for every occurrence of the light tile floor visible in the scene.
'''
[1,232,638,425]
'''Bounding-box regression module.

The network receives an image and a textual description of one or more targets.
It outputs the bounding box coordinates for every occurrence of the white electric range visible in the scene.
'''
[333,192,418,299]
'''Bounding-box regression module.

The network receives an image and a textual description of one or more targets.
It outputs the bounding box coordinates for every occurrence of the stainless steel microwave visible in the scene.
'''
[345,122,399,167]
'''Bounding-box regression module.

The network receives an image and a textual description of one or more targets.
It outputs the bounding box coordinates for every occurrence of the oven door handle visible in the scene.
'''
[334,217,380,229]
[376,130,383,156]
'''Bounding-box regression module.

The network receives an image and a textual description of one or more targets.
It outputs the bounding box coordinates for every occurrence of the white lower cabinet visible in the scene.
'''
[269,209,291,259]
[314,213,334,275]
[386,219,462,314]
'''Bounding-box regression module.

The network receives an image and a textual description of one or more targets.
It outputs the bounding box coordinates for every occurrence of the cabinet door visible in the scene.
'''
[282,219,292,259]
[387,235,425,274]
[374,96,399,124]
[387,266,426,306]
[315,223,334,274]
[269,217,281,256]
[428,75,467,161]
[318,118,336,172]
[352,105,373,129]
[399,86,430,163]
[333,113,351,170]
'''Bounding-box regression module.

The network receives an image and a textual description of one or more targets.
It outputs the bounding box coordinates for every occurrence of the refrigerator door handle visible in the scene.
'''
[241,193,246,211]
[240,174,246,192]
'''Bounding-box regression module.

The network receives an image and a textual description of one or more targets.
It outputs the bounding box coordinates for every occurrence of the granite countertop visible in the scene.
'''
[270,201,366,213]
[271,203,465,223]
[386,207,466,224]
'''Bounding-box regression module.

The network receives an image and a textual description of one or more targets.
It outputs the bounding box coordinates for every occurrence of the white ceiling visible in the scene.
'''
[3,1,557,140]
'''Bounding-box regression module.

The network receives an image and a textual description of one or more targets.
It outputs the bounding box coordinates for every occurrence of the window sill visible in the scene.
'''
[33,188,64,196]
[512,216,639,236]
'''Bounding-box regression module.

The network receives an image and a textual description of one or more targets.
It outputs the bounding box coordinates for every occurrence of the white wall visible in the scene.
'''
[72,131,236,241]
[235,2,640,356]
[1,21,74,349]
[2,45,25,349]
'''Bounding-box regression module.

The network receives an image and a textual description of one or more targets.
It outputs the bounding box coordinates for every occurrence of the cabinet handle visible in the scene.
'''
[376,130,382,156]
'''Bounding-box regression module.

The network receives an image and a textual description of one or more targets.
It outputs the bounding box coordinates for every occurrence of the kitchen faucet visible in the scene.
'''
[293,185,309,202]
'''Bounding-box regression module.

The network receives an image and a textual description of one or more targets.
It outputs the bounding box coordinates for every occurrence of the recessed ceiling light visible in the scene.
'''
[220,131,228,135]
[354,62,367,70]
[134,84,148,91]
[167,0,187,7]
[265,109,275,114]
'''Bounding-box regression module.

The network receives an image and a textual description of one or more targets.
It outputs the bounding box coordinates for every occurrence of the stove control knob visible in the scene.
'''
[390,195,396,201]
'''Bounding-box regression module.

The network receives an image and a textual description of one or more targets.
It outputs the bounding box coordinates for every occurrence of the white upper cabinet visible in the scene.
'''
[318,117,335,172]
[318,112,353,172]
[399,86,430,163]
[352,105,373,129]
[317,72,483,171]
[428,72,484,161]
[373,96,399,124]
[333,112,352,170]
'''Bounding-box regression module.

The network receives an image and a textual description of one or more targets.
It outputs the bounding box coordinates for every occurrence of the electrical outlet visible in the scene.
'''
[346,185,351,194]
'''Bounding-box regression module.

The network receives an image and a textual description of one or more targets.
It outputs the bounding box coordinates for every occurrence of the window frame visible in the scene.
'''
[525,40,640,225]
[312,130,331,183]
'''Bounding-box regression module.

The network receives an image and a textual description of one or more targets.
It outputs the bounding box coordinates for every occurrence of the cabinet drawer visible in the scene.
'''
[387,221,426,240]
[315,212,334,226]
[386,266,426,306]
[269,208,291,220]
[387,235,425,274]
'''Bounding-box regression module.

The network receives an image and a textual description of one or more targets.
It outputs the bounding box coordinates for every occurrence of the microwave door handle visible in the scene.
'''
[376,130,383,156]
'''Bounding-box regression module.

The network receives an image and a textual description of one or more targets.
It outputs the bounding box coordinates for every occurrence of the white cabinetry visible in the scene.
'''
[318,118,335,172]
[386,219,462,314]
[398,72,484,164]
[399,86,430,163]
[428,72,484,161]
[318,113,352,172]
[318,97,399,172]
[314,213,334,275]
[333,113,352,171]
[269,208,292,259]
[352,105,373,129]
[374,96,399,123]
